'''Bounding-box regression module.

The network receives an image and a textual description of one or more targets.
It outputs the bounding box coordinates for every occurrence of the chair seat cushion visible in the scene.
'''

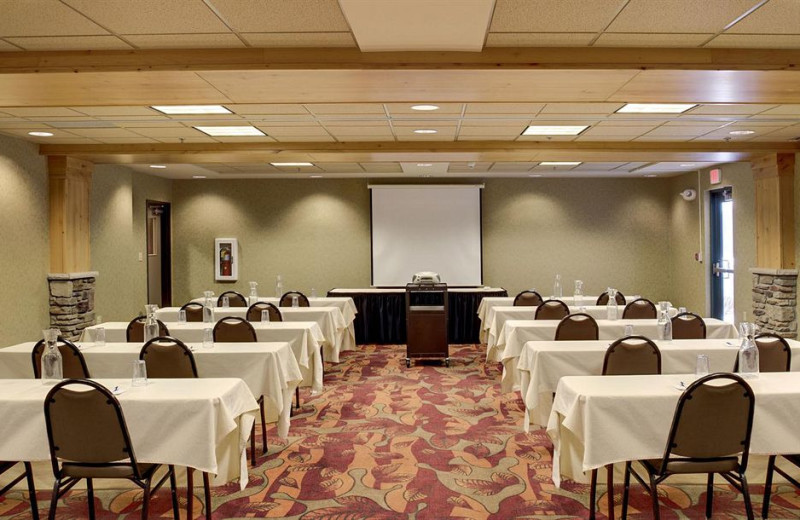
[62,462,158,479]
[642,457,740,474]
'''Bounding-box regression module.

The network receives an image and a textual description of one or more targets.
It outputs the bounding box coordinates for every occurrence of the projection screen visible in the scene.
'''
[370,185,483,286]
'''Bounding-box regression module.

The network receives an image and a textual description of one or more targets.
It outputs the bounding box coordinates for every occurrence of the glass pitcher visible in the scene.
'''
[606,288,619,320]
[573,280,584,308]
[248,281,259,306]
[738,322,759,378]
[553,274,563,299]
[143,304,159,342]
[202,291,215,323]
[657,304,672,341]
[41,328,63,384]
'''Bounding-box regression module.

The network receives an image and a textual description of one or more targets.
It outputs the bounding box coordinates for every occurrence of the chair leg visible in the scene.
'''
[589,468,597,520]
[706,473,714,519]
[48,478,61,520]
[295,386,300,409]
[250,423,256,466]
[649,474,661,520]
[203,472,212,520]
[23,462,39,520]
[187,468,194,520]
[607,464,615,520]
[621,462,632,520]
[168,465,179,520]
[763,455,776,520]
[87,478,95,520]
[740,473,754,520]
[141,478,152,520]
[260,397,268,454]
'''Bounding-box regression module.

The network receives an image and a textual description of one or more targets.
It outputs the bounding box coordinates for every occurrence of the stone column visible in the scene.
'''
[48,271,98,341]
[751,268,797,339]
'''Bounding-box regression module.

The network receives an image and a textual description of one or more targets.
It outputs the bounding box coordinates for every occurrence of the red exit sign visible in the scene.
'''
[709,168,721,185]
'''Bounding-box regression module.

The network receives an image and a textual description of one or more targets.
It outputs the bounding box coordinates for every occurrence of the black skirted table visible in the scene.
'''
[327,287,507,345]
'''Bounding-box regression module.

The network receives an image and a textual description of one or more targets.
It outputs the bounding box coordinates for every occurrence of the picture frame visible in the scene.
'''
[215,238,238,282]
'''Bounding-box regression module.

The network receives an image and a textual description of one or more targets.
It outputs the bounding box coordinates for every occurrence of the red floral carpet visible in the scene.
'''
[2,343,800,519]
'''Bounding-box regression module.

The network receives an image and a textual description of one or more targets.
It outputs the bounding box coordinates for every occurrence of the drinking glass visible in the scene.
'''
[261,310,270,323]
[695,354,710,377]
[95,327,106,347]
[202,328,213,349]
[178,310,187,323]
[131,360,148,386]
[624,324,634,337]
[310,288,317,298]
[292,295,299,308]
[221,296,230,308]
[678,307,687,314]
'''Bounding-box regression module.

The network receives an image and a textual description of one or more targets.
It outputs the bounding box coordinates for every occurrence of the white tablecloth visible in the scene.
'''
[192,296,358,324]
[491,318,738,392]
[83,321,326,393]
[547,372,800,486]
[0,341,302,439]
[519,338,800,428]
[0,378,257,488]
[156,305,354,362]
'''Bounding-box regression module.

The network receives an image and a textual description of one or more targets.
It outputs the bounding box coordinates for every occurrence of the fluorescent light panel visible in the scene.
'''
[152,105,231,115]
[522,125,588,136]
[616,103,697,114]
[195,126,265,136]
[270,162,314,167]
[28,131,53,137]
[539,161,581,166]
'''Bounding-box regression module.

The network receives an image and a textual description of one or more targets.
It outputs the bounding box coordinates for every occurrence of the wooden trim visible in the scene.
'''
[48,156,93,273]
[752,153,795,269]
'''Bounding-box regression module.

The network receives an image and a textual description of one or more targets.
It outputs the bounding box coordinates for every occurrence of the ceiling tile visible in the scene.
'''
[63,0,230,34]
[211,0,350,32]
[485,32,596,47]
[687,104,777,115]
[154,137,218,143]
[0,128,79,139]
[594,33,711,47]
[0,121,53,129]
[271,134,336,142]
[7,35,131,51]
[489,162,536,171]
[457,134,518,141]
[705,34,800,49]
[361,163,403,173]
[464,103,545,115]
[113,120,187,128]
[447,162,493,172]
[130,127,207,138]
[391,120,459,127]
[66,128,146,138]
[642,125,723,137]
[0,40,21,51]
[94,137,159,144]
[306,104,386,116]
[573,162,630,170]
[327,126,394,136]
[316,163,364,173]
[240,32,355,47]
[0,0,108,37]
[125,33,245,49]
[229,104,309,115]
[386,103,464,115]
[70,106,159,116]
[458,126,524,137]
[331,134,394,141]
[1,107,86,117]
[727,0,800,34]
[540,103,625,115]
[607,0,761,33]
[212,136,277,143]
[255,125,330,137]
[754,105,800,116]
[579,126,653,138]
[490,0,627,32]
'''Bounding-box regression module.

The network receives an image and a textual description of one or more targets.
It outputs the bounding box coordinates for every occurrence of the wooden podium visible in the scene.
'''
[405,282,449,367]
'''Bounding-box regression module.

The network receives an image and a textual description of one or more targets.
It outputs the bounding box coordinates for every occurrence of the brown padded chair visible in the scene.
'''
[279,290,310,308]
[596,291,626,306]
[179,302,205,322]
[0,461,38,520]
[764,454,800,519]
[212,316,257,342]
[246,302,283,322]
[621,373,755,520]
[622,298,657,319]
[732,332,792,373]
[32,337,91,379]
[555,313,599,341]
[217,290,248,307]
[44,379,179,520]
[126,316,170,343]
[535,299,570,320]
[513,290,543,307]
[671,312,706,339]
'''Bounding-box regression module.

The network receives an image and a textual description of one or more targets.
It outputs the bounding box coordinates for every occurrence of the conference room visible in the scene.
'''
[1,1,800,519]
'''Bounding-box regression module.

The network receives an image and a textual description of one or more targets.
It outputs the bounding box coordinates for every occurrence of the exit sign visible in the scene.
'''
[710,168,722,185]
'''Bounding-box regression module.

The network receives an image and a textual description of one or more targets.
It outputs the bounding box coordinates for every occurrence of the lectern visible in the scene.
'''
[405,282,449,367]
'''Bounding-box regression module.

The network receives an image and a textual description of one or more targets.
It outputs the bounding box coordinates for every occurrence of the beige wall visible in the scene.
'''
[0,134,50,347]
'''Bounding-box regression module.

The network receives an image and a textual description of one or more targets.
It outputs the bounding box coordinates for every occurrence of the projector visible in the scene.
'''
[412,272,441,283]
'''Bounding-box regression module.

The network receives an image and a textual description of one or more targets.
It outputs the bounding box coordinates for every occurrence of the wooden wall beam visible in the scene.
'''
[48,156,93,273]
[752,153,796,269]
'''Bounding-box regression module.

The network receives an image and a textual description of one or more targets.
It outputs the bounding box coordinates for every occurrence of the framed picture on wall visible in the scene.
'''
[215,238,238,282]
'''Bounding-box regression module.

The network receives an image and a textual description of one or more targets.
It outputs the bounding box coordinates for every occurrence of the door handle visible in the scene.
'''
[713,262,734,278]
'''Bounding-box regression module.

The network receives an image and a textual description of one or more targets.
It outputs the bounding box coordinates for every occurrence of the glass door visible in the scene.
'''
[709,187,734,322]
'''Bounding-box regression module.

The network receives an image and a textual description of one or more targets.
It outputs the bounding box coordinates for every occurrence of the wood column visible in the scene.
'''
[48,156,93,273]
[752,153,795,270]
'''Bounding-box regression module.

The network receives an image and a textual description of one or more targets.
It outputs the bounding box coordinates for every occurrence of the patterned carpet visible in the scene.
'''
[2,343,800,519]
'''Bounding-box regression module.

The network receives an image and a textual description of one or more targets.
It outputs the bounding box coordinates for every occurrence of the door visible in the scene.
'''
[146,201,172,307]
[709,187,734,322]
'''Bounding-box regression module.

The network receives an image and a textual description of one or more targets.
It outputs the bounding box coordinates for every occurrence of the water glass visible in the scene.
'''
[202,327,213,349]
[678,307,687,314]
[95,327,106,347]
[695,354,710,377]
[178,310,187,323]
[95,315,103,326]
[221,296,230,308]
[261,310,270,323]
[624,324,634,337]
[291,295,299,308]
[311,288,317,298]
[131,360,148,386]
[630,295,641,302]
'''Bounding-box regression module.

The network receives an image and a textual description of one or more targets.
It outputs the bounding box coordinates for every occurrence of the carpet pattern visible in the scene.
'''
[2,343,800,519]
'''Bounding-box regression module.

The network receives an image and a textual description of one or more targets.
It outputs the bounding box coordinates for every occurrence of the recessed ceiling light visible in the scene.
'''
[151,105,231,115]
[729,130,755,135]
[411,105,439,111]
[270,162,314,167]
[539,161,582,166]
[645,174,658,178]
[416,163,433,167]
[523,125,588,136]
[192,175,207,179]
[195,126,265,137]
[149,164,166,169]
[414,129,438,134]
[28,131,53,137]
[680,163,696,167]
[528,174,542,178]
[310,175,323,178]
[616,103,697,114]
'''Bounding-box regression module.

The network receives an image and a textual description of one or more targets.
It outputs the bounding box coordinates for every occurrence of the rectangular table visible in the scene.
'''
[83,321,325,393]
[329,287,507,344]
[0,341,302,439]
[519,338,800,428]
[491,318,738,392]
[192,295,358,325]
[0,378,258,488]
[547,372,800,486]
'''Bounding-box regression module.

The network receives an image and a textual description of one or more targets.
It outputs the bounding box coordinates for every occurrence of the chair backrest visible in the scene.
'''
[32,338,91,379]
[660,373,754,473]
[603,335,662,375]
[213,316,257,342]
[555,313,599,341]
[246,302,283,322]
[126,316,170,343]
[217,290,248,307]
[671,312,706,339]
[179,301,205,322]
[513,290,543,307]
[596,291,626,306]
[44,379,142,479]
[140,336,198,378]
[732,333,792,372]
[279,291,310,307]
[622,298,657,319]
[535,299,570,320]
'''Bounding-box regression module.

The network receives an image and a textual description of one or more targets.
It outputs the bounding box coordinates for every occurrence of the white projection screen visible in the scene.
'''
[370,185,483,286]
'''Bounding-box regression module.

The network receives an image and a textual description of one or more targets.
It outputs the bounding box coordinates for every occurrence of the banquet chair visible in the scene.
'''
[596,290,626,306]
[139,338,212,520]
[0,461,38,520]
[126,316,170,343]
[246,301,283,322]
[621,373,755,520]
[671,312,706,339]
[622,298,657,319]
[535,299,570,320]
[44,379,179,520]
[554,313,599,341]
[732,332,791,373]
[513,290,543,307]
[279,290,310,307]
[589,336,662,519]
[763,454,800,520]
[32,337,90,379]
[217,290,248,307]
[179,302,205,322]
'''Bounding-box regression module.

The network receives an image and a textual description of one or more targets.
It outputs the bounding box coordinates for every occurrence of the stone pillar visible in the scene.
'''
[751,267,797,339]
[48,271,98,341]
